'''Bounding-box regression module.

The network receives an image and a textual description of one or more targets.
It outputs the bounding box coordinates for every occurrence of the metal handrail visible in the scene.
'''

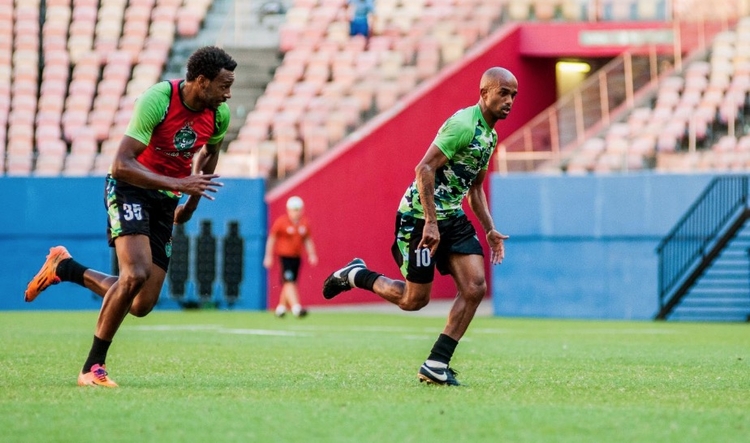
[657,175,749,306]
[495,20,735,174]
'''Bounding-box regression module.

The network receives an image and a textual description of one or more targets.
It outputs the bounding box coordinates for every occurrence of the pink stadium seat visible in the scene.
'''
[34,154,66,177]
[277,140,303,178]
[335,96,361,128]
[92,152,114,175]
[304,61,331,84]
[533,0,556,21]
[629,136,656,156]
[507,1,531,21]
[737,135,750,151]
[176,6,202,38]
[63,153,96,176]
[349,79,375,113]
[330,65,356,91]
[324,111,348,145]
[9,108,36,127]
[416,38,440,80]
[7,135,34,158]
[35,124,63,144]
[255,140,277,178]
[374,81,399,113]
[714,135,738,151]
[36,139,67,157]
[70,126,99,155]
[279,24,304,53]
[302,125,329,162]
[6,154,34,176]
[343,35,367,53]
[656,120,685,152]
[237,125,270,147]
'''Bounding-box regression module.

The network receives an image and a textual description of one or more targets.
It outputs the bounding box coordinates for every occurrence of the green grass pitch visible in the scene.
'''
[1,309,748,443]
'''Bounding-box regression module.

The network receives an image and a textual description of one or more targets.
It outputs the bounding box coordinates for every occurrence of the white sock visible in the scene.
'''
[275,305,286,316]
[292,304,302,316]
[347,267,363,288]
[425,359,447,368]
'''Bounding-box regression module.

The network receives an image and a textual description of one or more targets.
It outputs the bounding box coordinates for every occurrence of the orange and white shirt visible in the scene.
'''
[270,215,311,258]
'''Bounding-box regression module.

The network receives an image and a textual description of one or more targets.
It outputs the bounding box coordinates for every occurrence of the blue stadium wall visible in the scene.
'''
[0,177,267,311]
[489,172,716,320]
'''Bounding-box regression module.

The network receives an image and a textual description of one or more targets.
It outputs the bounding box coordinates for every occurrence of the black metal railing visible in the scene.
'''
[657,176,750,310]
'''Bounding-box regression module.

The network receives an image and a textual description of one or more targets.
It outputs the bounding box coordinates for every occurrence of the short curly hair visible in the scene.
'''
[185,46,237,81]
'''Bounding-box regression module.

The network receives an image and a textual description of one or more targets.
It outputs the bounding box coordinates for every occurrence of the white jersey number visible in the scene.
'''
[415,247,431,267]
[122,203,143,221]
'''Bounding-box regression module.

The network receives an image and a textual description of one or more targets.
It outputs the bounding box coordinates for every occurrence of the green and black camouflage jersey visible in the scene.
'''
[397,104,497,220]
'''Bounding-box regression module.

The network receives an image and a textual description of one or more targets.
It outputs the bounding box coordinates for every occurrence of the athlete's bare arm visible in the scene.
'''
[111,135,222,199]
[466,170,493,233]
[192,141,222,175]
[415,143,449,256]
[467,170,508,264]
[174,141,224,224]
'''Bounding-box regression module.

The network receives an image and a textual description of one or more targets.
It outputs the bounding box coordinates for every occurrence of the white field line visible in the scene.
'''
[127,324,675,337]
[127,324,464,337]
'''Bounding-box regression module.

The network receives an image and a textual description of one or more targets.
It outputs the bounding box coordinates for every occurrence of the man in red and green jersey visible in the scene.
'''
[24,46,236,387]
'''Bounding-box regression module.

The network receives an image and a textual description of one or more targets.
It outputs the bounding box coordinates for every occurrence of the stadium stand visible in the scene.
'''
[545,19,750,175]
[0,0,212,177]
[495,0,750,175]
[229,0,507,180]
[2,0,750,179]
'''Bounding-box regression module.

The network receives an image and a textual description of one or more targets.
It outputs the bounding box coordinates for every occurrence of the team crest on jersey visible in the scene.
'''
[173,122,197,151]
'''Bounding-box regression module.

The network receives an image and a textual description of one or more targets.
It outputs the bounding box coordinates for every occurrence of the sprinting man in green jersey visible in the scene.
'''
[24,46,236,387]
[323,67,518,386]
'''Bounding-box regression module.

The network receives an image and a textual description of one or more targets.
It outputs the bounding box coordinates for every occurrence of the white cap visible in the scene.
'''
[286,196,304,210]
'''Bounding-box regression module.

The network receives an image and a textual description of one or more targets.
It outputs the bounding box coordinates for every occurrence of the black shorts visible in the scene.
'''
[104,175,178,272]
[390,213,483,284]
[279,256,301,283]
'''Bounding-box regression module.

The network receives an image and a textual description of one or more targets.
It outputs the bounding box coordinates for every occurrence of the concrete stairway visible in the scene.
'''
[162,0,289,144]
[221,46,281,143]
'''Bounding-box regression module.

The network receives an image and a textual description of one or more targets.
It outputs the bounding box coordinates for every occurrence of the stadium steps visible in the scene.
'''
[670,229,750,321]
[221,47,282,144]
[656,176,750,321]
[161,0,286,146]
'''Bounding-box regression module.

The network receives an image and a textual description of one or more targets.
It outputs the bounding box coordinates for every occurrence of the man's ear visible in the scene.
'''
[196,74,210,88]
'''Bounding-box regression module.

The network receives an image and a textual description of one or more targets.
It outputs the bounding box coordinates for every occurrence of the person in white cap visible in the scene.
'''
[263,195,318,317]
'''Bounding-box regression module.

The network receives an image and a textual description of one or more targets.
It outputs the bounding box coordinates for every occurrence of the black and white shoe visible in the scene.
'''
[418,362,460,386]
[322,258,366,299]
[295,308,308,318]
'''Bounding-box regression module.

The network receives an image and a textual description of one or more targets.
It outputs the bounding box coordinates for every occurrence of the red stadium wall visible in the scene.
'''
[265,23,558,308]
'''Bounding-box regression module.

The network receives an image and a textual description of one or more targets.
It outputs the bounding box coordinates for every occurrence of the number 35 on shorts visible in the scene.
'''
[122,203,143,221]
[415,247,431,267]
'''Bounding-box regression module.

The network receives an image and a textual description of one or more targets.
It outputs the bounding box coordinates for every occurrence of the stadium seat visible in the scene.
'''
[34,150,66,176]
[62,152,95,176]
[533,0,557,21]
[507,1,531,21]
[92,152,114,175]
[276,140,303,178]
[6,154,34,176]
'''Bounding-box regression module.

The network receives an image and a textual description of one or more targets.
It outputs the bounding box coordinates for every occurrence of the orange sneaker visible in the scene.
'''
[24,246,71,302]
[77,364,118,388]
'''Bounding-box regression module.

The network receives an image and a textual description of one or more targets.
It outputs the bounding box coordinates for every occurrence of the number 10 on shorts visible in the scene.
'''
[415,247,431,267]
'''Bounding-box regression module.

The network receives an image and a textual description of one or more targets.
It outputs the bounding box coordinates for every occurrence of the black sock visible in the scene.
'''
[82,336,112,373]
[427,333,458,365]
[56,258,88,286]
[353,269,382,291]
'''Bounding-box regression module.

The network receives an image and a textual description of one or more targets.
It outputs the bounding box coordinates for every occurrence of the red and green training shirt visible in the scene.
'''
[124,79,230,180]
